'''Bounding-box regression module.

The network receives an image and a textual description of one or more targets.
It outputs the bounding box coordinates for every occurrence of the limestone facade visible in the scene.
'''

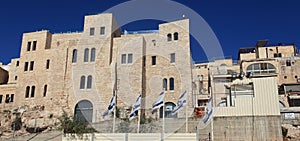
[0,13,193,122]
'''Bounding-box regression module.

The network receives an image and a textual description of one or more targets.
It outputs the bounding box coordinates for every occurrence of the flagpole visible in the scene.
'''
[137,110,140,133]
[162,89,165,137]
[185,92,188,133]
[113,90,116,133]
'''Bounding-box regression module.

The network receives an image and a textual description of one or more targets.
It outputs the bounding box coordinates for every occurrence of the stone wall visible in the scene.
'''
[213,116,282,141]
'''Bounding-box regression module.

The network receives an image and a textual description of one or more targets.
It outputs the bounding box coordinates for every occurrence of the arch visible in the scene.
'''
[169,77,174,90]
[279,101,285,108]
[90,48,96,62]
[173,32,178,40]
[72,49,77,63]
[217,101,227,107]
[163,78,168,91]
[84,48,89,62]
[246,63,276,75]
[87,75,92,89]
[167,33,172,41]
[159,102,177,118]
[74,100,93,123]
[80,76,86,89]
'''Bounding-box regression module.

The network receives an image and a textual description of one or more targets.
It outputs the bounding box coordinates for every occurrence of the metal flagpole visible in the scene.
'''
[113,90,116,133]
[137,110,140,133]
[185,92,188,133]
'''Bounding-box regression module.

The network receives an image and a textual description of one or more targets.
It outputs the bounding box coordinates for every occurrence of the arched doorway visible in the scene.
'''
[74,100,93,123]
[160,102,177,118]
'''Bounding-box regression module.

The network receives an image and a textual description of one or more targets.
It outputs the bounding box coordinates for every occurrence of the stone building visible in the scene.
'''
[0,13,193,123]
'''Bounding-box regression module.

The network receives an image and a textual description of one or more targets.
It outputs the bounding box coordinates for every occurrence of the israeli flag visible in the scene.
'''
[171,91,187,115]
[102,95,116,117]
[129,95,142,120]
[202,99,213,124]
[152,91,165,110]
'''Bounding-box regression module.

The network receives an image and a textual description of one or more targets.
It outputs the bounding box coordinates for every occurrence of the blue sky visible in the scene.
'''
[1,0,300,64]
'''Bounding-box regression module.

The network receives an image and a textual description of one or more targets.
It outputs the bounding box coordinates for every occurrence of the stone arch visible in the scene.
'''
[74,100,93,123]
[160,102,177,118]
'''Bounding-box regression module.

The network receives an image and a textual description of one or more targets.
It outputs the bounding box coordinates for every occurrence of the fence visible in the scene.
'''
[62,133,211,141]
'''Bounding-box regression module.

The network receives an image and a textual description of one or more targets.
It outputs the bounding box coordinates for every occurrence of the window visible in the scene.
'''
[128,54,133,64]
[121,54,126,64]
[5,94,9,103]
[43,85,47,97]
[295,76,298,79]
[246,63,276,75]
[31,86,35,97]
[278,53,282,57]
[14,76,17,80]
[284,76,287,79]
[27,42,31,51]
[169,78,174,90]
[25,86,30,98]
[24,62,29,71]
[90,27,95,36]
[80,76,86,89]
[286,60,291,66]
[90,48,96,62]
[46,59,50,69]
[174,32,178,40]
[16,61,19,67]
[152,56,156,65]
[170,53,175,63]
[87,75,92,89]
[10,94,14,102]
[29,61,34,71]
[163,78,168,90]
[167,34,172,41]
[100,27,105,35]
[72,49,77,63]
[84,48,89,62]
[0,95,2,103]
[32,41,37,51]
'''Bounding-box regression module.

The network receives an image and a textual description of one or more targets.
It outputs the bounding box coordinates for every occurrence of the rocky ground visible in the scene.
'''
[0,105,62,139]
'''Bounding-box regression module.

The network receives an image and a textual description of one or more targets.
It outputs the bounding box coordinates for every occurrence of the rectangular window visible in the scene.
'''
[24,62,29,71]
[46,59,50,69]
[274,53,278,58]
[32,41,37,51]
[278,53,282,57]
[29,61,34,71]
[10,94,14,102]
[100,27,105,35]
[27,42,31,51]
[16,61,19,67]
[90,27,95,36]
[43,85,47,97]
[5,94,9,103]
[286,60,291,66]
[128,54,133,64]
[152,56,156,65]
[0,95,2,103]
[170,53,175,63]
[121,54,126,64]
[14,76,18,80]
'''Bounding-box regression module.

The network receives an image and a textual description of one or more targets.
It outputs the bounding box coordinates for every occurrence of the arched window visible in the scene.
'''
[72,49,77,63]
[163,78,168,91]
[167,33,172,41]
[173,32,178,40]
[87,75,92,89]
[246,63,276,75]
[90,48,96,62]
[31,86,35,97]
[80,76,86,89]
[84,48,89,62]
[25,86,30,98]
[169,78,174,90]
